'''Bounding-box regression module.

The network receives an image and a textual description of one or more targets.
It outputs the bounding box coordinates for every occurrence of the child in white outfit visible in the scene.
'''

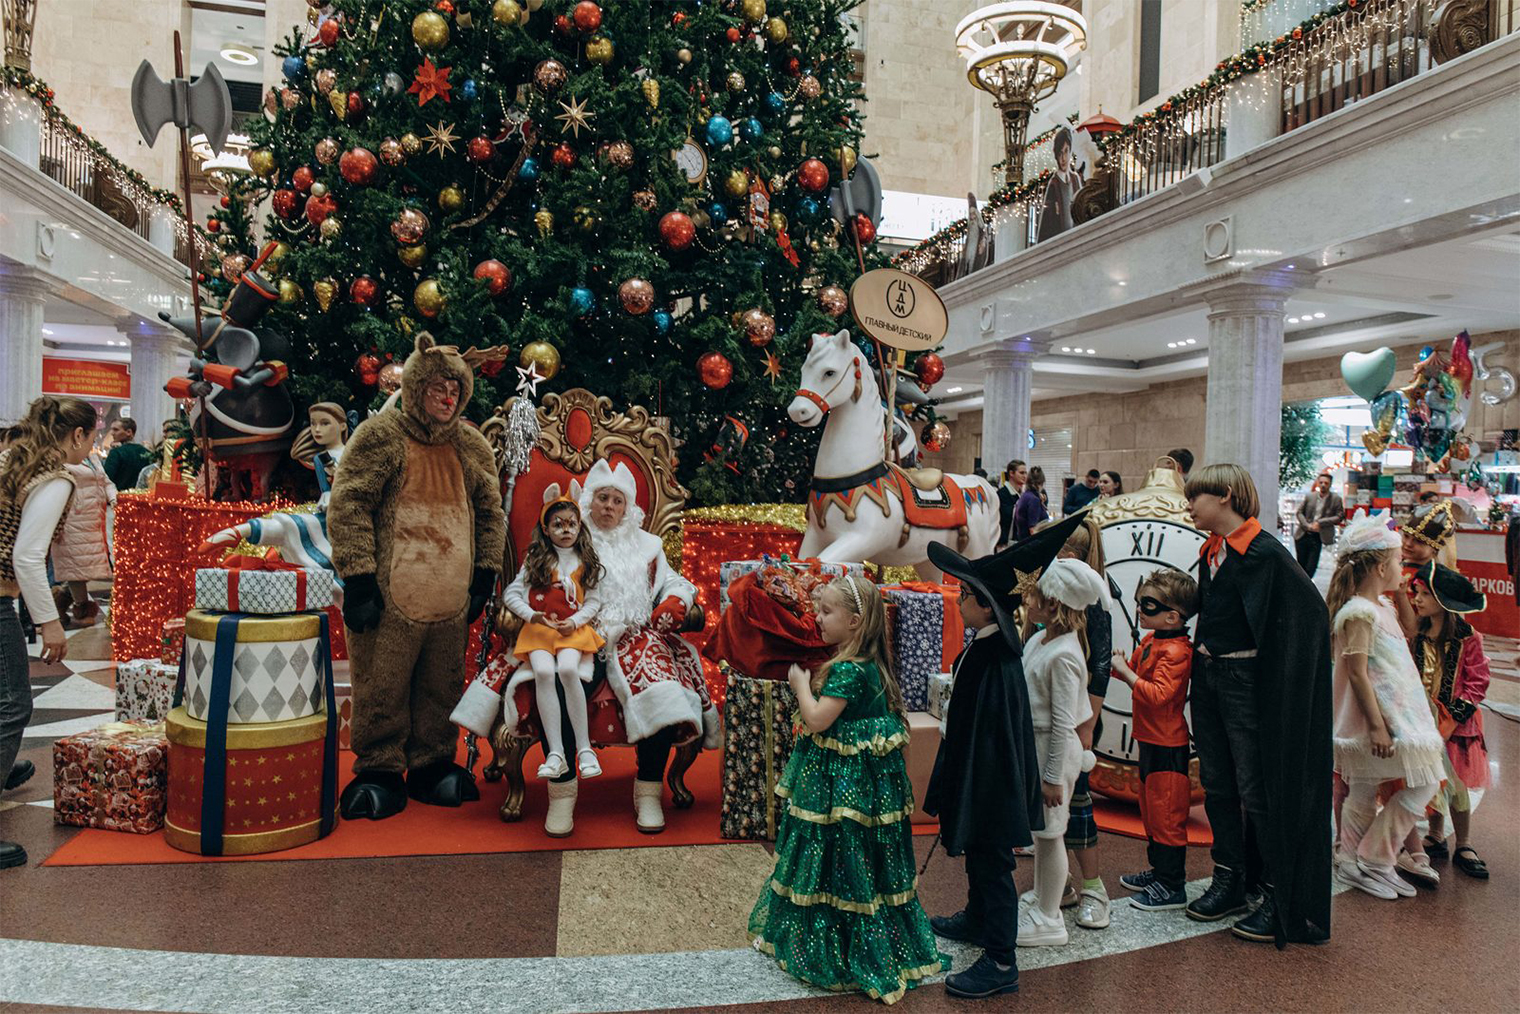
[1018,557,1105,947]
[1328,512,1445,900]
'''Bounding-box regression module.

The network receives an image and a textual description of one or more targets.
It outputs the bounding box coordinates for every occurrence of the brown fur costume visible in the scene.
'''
[328,333,505,787]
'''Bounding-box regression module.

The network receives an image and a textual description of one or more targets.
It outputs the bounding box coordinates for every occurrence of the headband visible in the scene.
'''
[840,576,864,614]
[540,497,579,527]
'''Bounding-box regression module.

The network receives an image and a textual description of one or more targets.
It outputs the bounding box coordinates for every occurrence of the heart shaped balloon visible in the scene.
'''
[1341,348,1397,403]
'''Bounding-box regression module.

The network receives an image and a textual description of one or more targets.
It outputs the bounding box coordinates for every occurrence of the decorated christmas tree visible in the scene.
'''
[244,0,889,504]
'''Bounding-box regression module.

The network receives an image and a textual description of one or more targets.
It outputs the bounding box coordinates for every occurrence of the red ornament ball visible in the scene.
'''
[697,351,733,389]
[618,277,655,315]
[338,147,379,186]
[914,352,945,387]
[318,18,341,47]
[346,91,366,121]
[785,55,801,76]
[742,307,776,347]
[473,258,512,296]
[726,26,741,43]
[550,142,577,169]
[852,213,876,245]
[206,218,221,233]
[219,195,231,209]
[304,192,337,226]
[658,210,695,251]
[797,158,829,193]
[354,352,382,385]
[572,1,602,32]
[466,135,495,164]
[672,12,687,27]
[349,275,380,307]
[435,0,455,14]
[291,165,314,192]
[271,188,299,219]
[554,13,572,35]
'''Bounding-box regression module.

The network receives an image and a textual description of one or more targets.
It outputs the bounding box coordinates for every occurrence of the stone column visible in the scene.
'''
[1195,271,1296,528]
[1224,70,1282,160]
[0,92,42,169]
[120,319,188,442]
[976,338,1048,475]
[0,266,53,424]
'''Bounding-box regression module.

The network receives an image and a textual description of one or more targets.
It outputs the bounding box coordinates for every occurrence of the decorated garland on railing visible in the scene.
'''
[3,66,186,214]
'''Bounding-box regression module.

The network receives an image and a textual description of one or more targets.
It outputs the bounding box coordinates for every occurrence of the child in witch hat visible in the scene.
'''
[921,512,1085,999]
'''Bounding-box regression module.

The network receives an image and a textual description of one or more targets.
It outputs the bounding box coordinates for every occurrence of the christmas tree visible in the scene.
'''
[199,174,264,303]
[244,0,888,504]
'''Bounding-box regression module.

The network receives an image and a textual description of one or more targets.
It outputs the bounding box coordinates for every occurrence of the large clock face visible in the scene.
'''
[1096,519,1207,766]
[673,138,708,186]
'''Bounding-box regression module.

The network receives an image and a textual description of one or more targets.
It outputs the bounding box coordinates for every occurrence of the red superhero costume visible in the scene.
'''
[1128,629,1194,890]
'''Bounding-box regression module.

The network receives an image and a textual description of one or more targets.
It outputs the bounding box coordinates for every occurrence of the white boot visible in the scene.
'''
[545,778,577,838]
[633,778,665,834]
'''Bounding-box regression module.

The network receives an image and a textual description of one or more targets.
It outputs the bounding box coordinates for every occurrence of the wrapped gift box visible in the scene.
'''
[53,723,168,834]
[902,711,941,826]
[927,672,954,723]
[165,706,337,856]
[182,610,324,724]
[160,617,186,666]
[194,566,335,614]
[115,659,178,724]
[881,584,964,712]
[719,664,798,841]
[718,558,864,612]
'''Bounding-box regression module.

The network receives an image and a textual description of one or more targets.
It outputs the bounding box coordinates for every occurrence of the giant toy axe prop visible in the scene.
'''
[829,158,898,459]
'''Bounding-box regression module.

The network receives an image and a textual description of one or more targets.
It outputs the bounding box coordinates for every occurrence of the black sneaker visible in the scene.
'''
[1131,879,1189,911]
[930,909,985,947]
[944,954,1019,999]
[1119,868,1158,893]
[1231,894,1278,942]
[1186,867,1248,922]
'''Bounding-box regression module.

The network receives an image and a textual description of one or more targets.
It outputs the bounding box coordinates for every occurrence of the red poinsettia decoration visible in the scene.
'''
[408,58,453,107]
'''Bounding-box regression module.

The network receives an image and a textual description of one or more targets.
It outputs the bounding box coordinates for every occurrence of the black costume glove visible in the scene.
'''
[342,573,384,633]
[466,568,496,624]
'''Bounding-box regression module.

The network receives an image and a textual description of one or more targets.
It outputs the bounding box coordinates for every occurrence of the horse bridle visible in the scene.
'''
[795,355,863,415]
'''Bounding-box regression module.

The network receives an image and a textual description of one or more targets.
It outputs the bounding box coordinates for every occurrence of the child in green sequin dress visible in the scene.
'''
[749,575,950,1004]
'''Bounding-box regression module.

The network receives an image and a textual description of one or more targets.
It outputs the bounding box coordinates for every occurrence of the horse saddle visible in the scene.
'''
[897,466,943,491]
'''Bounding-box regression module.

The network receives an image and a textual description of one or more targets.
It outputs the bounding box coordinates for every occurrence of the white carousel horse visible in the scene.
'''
[787,329,999,579]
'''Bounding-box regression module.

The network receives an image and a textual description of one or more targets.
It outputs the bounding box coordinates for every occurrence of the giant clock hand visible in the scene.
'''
[1109,573,1140,646]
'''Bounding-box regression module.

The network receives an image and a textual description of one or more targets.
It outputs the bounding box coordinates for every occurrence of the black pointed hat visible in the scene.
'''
[1412,561,1487,615]
[929,510,1087,653]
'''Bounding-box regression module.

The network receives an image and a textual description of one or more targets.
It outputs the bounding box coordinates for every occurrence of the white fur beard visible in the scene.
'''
[587,507,652,633]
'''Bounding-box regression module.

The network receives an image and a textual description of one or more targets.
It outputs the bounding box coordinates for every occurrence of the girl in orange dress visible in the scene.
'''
[502,482,605,780]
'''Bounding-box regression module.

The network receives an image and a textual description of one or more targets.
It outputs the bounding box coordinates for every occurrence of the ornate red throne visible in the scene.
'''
[477,389,705,822]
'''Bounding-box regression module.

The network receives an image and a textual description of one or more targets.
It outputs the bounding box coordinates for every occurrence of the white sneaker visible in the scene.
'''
[1396,850,1440,886]
[1075,887,1111,929]
[1019,882,1078,910]
[544,778,577,838]
[536,752,568,780]
[1360,860,1416,898]
[1336,859,1397,900]
[577,749,602,778]
[633,778,665,834]
[1016,906,1069,947]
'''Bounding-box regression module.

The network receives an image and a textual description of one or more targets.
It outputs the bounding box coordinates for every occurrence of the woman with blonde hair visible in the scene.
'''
[1,396,98,870]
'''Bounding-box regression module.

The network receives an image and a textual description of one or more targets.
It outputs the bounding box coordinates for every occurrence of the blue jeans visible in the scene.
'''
[0,598,32,787]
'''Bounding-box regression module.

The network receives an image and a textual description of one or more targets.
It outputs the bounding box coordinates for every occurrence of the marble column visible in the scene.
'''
[0,267,53,425]
[0,92,42,169]
[976,338,1048,475]
[1198,272,1295,528]
[120,319,188,442]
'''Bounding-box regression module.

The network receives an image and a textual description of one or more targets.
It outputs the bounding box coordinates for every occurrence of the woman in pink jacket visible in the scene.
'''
[50,454,114,627]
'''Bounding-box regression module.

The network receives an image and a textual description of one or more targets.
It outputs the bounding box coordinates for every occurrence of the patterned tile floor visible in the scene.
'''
[2,605,1517,1012]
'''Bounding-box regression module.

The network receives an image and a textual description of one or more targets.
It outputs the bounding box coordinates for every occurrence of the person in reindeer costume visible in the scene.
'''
[328,331,506,820]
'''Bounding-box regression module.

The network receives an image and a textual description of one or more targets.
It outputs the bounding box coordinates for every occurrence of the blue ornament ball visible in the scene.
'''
[652,310,673,335]
[282,56,306,81]
[796,196,822,222]
[569,286,595,317]
[518,157,539,182]
[763,92,785,116]
[740,117,763,141]
[708,202,728,225]
[459,79,478,102]
[704,115,734,147]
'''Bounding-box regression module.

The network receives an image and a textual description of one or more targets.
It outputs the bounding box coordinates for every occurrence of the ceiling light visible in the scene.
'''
[220,44,258,66]
[1313,312,1326,319]
[1186,338,1197,345]
[1085,348,1096,355]
[42,328,53,335]
[1287,317,1299,324]
[1117,280,1127,286]
[1167,342,1177,348]
[947,386,963,394]
[1060,346,1071,352]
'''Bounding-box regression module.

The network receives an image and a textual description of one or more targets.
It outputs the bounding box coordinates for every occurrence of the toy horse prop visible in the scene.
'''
[788,329,998,578]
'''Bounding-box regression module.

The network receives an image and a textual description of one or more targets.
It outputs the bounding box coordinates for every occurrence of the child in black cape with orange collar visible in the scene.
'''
[922,513,1085,999]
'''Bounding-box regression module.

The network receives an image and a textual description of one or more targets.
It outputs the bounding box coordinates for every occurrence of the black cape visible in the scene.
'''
[1204,530,1334,946]
[922,635,1043,856]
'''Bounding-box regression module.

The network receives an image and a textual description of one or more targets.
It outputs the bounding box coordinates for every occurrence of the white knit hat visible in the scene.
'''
[1036,557,1105,610]
[1338,509,1401,556]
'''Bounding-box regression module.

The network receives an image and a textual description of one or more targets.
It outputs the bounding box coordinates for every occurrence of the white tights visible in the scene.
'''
[1032,836,1070,920]
[1341,778,1435,870]
[531,648,589,762]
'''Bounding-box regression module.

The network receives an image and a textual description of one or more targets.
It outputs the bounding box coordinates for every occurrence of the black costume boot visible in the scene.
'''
[1231,892,1278,942]
[1186,865,1248,922]
[5,759,35,791]
[407,761,480,806]
[340,771,408,820]
[0,840,27,870]
[945,954,1019,999]
[929,909,985,947]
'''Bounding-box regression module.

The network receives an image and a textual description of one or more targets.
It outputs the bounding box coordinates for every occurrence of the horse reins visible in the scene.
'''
[795,355,863,415]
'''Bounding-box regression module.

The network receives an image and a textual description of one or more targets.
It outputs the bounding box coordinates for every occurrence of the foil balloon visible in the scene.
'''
[1471,340,1517,407]
[1362,389,1404,456]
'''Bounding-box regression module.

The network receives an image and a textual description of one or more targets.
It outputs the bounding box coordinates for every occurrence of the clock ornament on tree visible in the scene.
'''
[1083,460,1209,804]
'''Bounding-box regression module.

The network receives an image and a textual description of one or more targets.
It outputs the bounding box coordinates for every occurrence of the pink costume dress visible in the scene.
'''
[1411,618,1491,793]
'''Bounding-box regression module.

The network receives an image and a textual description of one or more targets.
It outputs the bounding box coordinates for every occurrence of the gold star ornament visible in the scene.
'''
[423,120,459,157]
[1013,567,1042,596]
[555,95,595,138]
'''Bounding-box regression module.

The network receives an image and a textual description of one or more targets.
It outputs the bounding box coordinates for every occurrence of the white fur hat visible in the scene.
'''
[1338,509,1401,555]
[581,458,639,506]
[1037,557,1105,611]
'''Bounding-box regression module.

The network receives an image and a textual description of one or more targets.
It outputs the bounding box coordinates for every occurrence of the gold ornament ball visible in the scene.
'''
[742,0,767,22]
[526,0,544,9]
[723,169,749,198]
[315,68,337,95]
[491,0,522,26]
[411,10,450,50]
[277,279,304,306]
[604,139,634,170]
[922,420,952,452]
[377,362,405,395]
[765,16,788,42]
[314,137,340,165]
[400,132,422,156]
[767,145,782,159]
[836,144,857,177]
[642,78,660,108]
[631,189,657,211]
[768,210,788,233]
[519,340,561,380]
[618,277,655,315]
[818,285,848,317]
[742,307,776,347]
[397,243,428,269]
[266,241,291,268]
[248,149,276,176]
[676,47,692,64]
[220,253,250,283]
[413,278,446,318]
[438,184,465,212]
[319,215,342,241]
[313,277,338,313]
[726,71,746,93]
[572,205,600,233]
[379,137,405,166]
[799,75,821,100]
[534,209,554,236]
[585,34,614,65]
